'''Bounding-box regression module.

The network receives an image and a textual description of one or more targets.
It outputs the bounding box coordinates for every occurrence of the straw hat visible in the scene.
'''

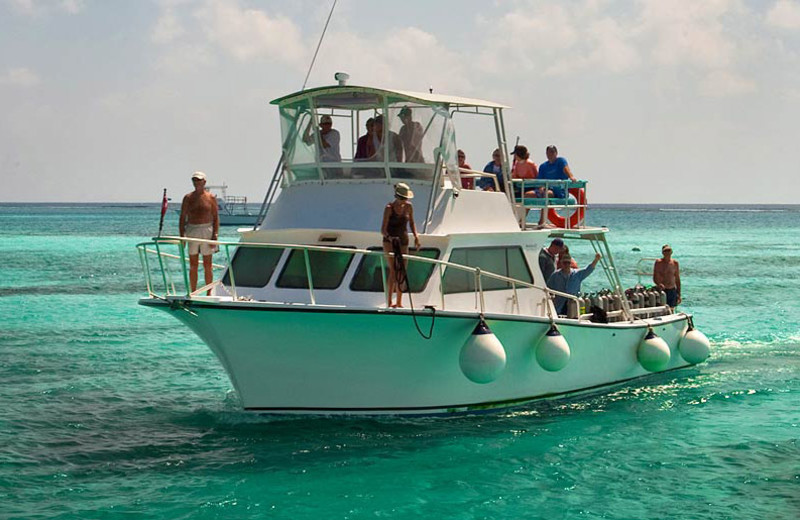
[394,183,414,200]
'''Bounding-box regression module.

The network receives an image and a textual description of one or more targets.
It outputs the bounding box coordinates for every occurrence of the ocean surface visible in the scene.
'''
[1,203,798,519]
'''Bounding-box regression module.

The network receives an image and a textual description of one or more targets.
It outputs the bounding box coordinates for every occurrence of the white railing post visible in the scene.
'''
[303,247,316,305]
[476,268,485,314]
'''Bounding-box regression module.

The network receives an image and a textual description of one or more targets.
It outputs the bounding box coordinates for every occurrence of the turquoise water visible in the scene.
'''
[1,203,798,519]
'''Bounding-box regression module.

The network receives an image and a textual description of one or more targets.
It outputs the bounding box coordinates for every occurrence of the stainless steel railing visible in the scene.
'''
[136,236,584,321]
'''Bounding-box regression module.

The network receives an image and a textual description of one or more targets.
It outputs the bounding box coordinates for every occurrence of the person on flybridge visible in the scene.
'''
[303,114,341,162]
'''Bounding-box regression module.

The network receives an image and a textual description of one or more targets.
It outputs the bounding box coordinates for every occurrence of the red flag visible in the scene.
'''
[158,188,168,237]
[160,188,169,219]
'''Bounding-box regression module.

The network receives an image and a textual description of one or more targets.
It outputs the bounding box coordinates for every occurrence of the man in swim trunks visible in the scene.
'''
[179,171,219,294]
[653,244,681,308]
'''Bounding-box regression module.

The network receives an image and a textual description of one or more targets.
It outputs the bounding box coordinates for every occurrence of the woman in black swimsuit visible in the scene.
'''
[381,183,421,308]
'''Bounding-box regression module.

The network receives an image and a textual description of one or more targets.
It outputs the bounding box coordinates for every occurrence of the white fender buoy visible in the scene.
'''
[637,329,671,372]
[459,320,506,384]
[679,326,710,365]
[535,325,571,372]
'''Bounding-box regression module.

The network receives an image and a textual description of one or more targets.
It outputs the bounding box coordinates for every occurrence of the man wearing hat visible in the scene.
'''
[653,245,681,308]
[303,114,341,162]
[547,252,602,316]
[538,238,565,282]
[179,171,219,295]
[398,106,424,163]
[372,114,402,162]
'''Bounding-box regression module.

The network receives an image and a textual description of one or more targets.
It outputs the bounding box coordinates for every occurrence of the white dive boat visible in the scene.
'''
[138,78,710,415]
[209,184,259,227]
[173,183,258,226]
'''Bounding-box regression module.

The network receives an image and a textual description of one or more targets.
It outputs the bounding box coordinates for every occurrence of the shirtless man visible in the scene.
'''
[653,244,681,308]
[179,171,219,294]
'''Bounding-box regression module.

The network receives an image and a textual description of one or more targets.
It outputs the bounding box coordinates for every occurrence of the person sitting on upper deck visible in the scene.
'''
[547,252,602,316]
[354,117,375,160]
[510,145,538,198]
[398,106,425,163]
[371,115,402,162]
[302,114,341,162]
[477,148,505,192]
[537,145,576,198]
[457,149,474,189]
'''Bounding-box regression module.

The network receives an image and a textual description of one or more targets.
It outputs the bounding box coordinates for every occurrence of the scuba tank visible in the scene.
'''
[567,298,579,319]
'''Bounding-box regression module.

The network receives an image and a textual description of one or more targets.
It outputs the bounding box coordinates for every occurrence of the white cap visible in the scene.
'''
[191,171,206,181]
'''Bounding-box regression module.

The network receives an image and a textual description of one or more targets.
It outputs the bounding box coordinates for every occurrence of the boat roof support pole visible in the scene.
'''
[422,109,451,233]
[493,108,514,206]
[591,235,633,321]
[303,248,316,305]
[308,101,325,185]
[257,108,307,227]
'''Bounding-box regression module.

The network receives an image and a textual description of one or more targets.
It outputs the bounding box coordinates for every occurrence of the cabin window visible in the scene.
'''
[443,247,533,294]
[222,247,284,288]
[276,248,355,289]
[350,248,440,292]
[277,95,454,186]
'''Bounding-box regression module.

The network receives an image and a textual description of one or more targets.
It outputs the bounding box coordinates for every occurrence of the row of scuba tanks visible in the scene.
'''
[565,286,669,320]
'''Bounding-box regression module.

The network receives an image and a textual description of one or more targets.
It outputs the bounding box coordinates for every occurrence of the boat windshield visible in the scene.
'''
[278,91,457,186]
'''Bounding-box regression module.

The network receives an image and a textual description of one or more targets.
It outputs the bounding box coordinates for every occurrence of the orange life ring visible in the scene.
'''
[547,187,586,228]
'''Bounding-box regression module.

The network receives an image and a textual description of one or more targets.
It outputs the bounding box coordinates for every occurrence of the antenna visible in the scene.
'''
[302,0,338,91]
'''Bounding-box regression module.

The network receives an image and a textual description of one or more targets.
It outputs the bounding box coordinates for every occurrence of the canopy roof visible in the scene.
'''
[270,85,510,110]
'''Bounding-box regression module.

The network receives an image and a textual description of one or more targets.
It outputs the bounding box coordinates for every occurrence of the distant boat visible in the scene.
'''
[210,185,259,227]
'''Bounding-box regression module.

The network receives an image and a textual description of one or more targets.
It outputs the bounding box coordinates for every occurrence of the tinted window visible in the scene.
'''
[443,247,533,294]
[222,246,283,288]
[350,248,440,292]
[276,248,355,289]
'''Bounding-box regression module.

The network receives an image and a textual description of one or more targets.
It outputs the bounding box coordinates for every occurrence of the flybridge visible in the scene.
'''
[258,82,515,231]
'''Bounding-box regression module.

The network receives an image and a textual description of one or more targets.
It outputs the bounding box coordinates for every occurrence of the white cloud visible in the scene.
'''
[154,43,214,73]
[5,0,36,14]
[765,0,800,29]
[639,0,741,69]
[151,8,185,44]
[5,0,84,15]
[194,0,306,66]
[0,67,41,87]
[312,26,472,93]
[59,0,83,14]
[699,69,757,97]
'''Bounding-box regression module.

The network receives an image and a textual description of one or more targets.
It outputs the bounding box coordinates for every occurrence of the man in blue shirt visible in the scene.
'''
[477,148,505,192]
[537,145,576,199]
[547,252,602,315]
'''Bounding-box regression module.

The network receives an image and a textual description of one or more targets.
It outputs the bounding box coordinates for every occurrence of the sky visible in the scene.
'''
[2,0,800,203]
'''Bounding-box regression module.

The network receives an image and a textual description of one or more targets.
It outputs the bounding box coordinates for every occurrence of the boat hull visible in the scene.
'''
[142,298,693,415]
